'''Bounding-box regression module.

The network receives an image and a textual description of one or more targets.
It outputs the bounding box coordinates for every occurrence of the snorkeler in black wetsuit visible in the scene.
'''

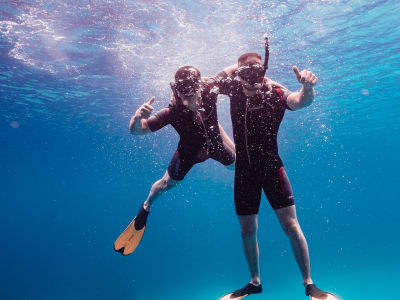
[114,66,235,256]
[214,39,332,300]
[215,59,294,213]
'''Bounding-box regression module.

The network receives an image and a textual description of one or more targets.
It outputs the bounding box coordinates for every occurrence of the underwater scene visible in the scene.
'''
[1,0,399,299]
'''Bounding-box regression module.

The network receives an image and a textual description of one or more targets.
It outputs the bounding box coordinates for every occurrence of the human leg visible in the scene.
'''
[210,141,236,170]
[143,150,196,211]
[234,165,262,285]
[275,205,312,285]
[219,166,263,298]
[238,214,261,285]
[219,215,262,299]
[262,166,329,298]
[114,151,191,255]
[262,166,311,284]
[275,207,330,298]
[114,170,177,256]
[143,170,178,211]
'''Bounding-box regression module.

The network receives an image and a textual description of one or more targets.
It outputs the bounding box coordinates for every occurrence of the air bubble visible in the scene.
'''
[361,89,369,96]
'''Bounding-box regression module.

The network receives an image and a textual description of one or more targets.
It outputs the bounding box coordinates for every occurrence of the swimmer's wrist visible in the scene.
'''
[301,85,314,98]
[302,84,314,91]
[134,111,145,120]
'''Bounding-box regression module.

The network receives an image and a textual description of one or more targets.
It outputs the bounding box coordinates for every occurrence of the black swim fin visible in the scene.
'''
[218,283,262,300]
[307,284,339,300]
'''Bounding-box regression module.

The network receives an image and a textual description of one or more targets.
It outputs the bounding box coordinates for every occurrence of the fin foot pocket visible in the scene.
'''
[218,294,248,300]
[306,284,338,300]
[134,206,149,230]
[219,283,262,299]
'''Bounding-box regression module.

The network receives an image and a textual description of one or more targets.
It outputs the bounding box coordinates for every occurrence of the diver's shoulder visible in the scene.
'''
[265,77,280,86]
[264,77,286,90]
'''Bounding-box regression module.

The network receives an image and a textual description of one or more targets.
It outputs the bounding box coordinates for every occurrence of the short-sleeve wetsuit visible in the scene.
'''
[214,71,295,214]
[146,84,235,181]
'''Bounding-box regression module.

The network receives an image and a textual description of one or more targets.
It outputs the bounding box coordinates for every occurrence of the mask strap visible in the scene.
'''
[170,82,182,106]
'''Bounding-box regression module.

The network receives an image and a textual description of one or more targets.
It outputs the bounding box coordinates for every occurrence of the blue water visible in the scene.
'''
[1,1,399,299]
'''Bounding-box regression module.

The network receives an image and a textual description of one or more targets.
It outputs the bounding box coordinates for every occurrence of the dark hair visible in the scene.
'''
[238,52,262,66]
[175,66,201,82]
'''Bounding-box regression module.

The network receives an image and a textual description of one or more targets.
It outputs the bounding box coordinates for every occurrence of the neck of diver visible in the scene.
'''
[242,86,258,97]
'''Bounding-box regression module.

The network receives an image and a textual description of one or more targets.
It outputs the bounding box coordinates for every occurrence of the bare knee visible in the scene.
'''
[155,172,177,191]
[282,220,301,238]
[240,221,258,239]
[158,178,171,190]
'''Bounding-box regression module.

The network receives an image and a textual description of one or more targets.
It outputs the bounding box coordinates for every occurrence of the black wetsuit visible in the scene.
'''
[146,84,235,181]
[215,72,295,214]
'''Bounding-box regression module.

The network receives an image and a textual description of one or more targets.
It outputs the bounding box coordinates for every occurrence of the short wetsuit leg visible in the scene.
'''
[167,150,197,181]
[167,149,208,181]
[261,166,295,210]
[234,166,262,215]
[209,142,236,166]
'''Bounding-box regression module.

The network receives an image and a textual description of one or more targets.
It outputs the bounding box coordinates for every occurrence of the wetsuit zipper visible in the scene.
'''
[197,111,210,155]
[244,97,251,165]
[203,106,214,121]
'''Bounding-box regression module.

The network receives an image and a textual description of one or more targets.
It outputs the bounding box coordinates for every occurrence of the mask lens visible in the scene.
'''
[175,80,199,96]
[238,64,264,86]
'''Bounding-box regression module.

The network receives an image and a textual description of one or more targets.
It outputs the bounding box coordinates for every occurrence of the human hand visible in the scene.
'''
[135,96,155,119]
[292,66,318,89]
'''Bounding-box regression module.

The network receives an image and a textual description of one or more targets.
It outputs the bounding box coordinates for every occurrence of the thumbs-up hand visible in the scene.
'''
[292,66,318,89]
[135,96,155,119]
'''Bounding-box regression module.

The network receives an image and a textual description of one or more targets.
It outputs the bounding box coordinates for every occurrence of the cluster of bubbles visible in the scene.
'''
[2,0,398,138]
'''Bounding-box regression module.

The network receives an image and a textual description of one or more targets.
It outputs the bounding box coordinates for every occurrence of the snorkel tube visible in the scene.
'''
[263,34,269,77]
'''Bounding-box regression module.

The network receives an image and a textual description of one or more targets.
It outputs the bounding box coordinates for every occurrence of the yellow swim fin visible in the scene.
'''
[114,218,146,255]
[114,206,149,256]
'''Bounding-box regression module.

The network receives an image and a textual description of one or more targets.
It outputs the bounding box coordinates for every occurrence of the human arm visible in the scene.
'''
[206,65,237,96]
[129,96,155,135]
[221,64,238,77]
[286,66,318,110]
[206,64,238,84]
[218,123,235,152]
[264,77,285,91]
